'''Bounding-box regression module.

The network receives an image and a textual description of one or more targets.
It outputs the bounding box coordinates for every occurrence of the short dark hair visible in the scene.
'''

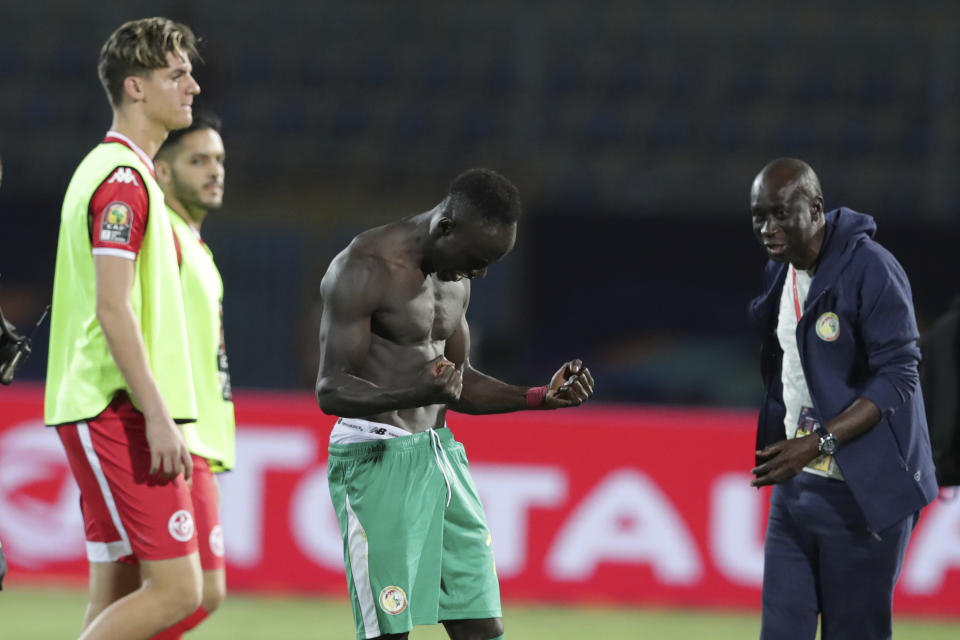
[98,17,200,107]
[448,168,521,225]
[156,111,222,161]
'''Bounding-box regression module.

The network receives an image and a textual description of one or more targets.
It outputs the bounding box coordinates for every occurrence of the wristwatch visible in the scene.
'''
[818,431,838,456]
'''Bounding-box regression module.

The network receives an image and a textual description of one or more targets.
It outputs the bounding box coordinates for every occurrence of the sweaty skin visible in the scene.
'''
[316,208,594,434]
[318,221,468,431]
[318,178,594,640]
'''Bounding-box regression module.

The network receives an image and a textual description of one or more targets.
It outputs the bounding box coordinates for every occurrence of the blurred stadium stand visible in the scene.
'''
[1,0,958,405]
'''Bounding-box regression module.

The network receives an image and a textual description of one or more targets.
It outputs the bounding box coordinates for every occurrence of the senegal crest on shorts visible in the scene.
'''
[816,312,840,342]
[378,585,408,615]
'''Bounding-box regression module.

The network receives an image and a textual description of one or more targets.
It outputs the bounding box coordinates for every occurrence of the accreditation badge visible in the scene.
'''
[797,406,841,477]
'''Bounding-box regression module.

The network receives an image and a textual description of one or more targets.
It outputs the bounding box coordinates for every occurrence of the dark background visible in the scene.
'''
[1,1,957,407]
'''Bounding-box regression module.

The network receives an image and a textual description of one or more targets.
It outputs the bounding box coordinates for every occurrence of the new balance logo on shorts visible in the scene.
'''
[107,167,140,186]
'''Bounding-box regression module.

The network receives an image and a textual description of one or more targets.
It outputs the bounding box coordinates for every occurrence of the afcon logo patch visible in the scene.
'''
[816,312,840,342]
[106,204,130,225]
[99,201,133,243]
[168,509,195,542]
[209,524,225,557]
[378,586,408,615]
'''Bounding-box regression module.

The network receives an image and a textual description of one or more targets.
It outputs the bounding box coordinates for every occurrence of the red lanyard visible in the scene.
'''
[792,266,802,321]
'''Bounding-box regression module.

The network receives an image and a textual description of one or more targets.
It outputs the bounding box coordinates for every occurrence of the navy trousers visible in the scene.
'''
[760,472,917,640]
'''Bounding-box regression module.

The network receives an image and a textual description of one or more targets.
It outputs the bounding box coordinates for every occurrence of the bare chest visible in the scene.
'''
[372,276,467,345]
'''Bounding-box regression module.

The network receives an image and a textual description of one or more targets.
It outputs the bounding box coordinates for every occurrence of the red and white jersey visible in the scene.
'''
[88,132,156,261]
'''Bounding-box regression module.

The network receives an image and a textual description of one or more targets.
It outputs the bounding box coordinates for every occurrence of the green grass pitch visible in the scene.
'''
[3,585,959,639]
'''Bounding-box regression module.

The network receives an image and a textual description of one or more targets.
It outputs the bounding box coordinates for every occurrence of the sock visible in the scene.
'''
[149,606,210,640]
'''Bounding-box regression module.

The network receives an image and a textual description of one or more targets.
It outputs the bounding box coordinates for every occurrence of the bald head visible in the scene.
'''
[751,158,822,207]
[750,158,826,270]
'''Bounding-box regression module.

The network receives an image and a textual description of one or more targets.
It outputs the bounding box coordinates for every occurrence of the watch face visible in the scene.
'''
[820,435,837,456]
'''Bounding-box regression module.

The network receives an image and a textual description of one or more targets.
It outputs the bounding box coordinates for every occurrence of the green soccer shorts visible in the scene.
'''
[327,425,502,639]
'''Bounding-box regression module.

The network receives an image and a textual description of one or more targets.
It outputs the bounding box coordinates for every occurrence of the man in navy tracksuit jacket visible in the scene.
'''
[747,158,936,639]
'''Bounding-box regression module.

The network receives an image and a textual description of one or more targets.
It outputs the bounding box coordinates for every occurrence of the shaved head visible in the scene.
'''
[752,157,822,206]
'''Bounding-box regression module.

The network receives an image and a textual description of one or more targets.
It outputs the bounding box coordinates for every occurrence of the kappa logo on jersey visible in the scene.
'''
[99,202,133,243]
[378,586,408,615]
[168,509,195,542]
[107,167,140,187]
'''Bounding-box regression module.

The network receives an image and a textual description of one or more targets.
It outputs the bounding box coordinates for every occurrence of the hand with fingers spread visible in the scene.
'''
[750,435,819,487]
[145,413,194,482]
[544,359,595,408]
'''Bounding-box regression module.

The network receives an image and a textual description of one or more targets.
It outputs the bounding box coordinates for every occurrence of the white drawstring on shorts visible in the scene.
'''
[430,429,455,507]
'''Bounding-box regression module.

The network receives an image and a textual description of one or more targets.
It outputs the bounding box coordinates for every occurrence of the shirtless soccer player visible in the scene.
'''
[317,168,595,640]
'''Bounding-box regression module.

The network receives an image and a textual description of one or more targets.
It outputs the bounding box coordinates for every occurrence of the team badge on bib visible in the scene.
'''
[378,586,408,615]
[168,509,195,542]
[816,312,840,342]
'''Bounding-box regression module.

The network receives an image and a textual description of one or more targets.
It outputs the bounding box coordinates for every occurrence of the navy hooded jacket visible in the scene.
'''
[749,208,937,533]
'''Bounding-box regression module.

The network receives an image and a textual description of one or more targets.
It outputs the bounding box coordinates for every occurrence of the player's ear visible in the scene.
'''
[429,196,457,238]
[430,214,455,238]
[155,159,171,184]
[438,217,454,237]
[811,195,824,222]
[122,74,145,103]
